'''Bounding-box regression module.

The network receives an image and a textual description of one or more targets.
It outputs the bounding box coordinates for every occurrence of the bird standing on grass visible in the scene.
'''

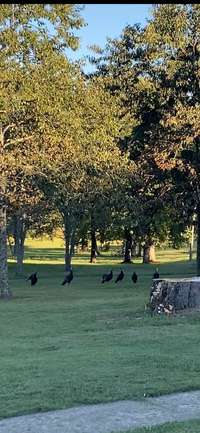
[102,270,113,283]
[115,269,124,283]
[27,272,38,286]
[153,268,159,279]
[132,272,138,284]
[62,269,73,286]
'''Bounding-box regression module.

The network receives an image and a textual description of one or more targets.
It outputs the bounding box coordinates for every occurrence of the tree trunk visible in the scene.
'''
[14,213,26,276]
[137,242,142,257]
[16,243,25,275]
[0,126,11,298]
[150,277,200,313]
[0,206,10,298]
[122,228,133,263]
[63,214,76,272]
[189,224,194,261]
[143,240,156,264]
[90,210,98,263]
[81,237,88,252]
[131,241,137,257]
[90,231,97,263]
[196,203,200,275]
[8,235,15,258]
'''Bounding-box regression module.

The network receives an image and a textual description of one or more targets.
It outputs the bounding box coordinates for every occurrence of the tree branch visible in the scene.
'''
[4,135,34,147]
[3,124,16,136]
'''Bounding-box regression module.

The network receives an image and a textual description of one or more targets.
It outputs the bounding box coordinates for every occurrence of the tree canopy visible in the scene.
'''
[1,3,200,295]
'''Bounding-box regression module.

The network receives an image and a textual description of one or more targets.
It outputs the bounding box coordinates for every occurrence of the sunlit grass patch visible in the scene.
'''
[1,237,199,419]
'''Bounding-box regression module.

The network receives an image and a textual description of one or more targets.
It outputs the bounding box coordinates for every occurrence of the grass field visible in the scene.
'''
[120,418,200,433]
[1,238,200,420]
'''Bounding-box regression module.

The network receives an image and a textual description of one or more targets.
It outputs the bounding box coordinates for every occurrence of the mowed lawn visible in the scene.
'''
[1,238,200,419]
[120,418,200,433]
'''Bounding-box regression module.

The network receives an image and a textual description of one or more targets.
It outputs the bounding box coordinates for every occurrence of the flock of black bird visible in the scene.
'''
[101,269,138,284]
[26,268,160,287]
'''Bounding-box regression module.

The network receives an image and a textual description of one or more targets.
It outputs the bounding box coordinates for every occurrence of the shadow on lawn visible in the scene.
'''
[24,247,65,260]
[8,255,197,280]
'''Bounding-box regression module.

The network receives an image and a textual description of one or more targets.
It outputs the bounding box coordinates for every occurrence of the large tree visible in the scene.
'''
[143,4,200,272]
[0,4,85,296]
[90,22,176,263]
[91,6,200,268]
[36,69,130,270]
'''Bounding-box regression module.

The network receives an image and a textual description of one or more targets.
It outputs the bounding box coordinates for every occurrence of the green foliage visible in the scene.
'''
[0,4,85,61]
[91,4,200,252]
[142,4,200,259]
[1,3,200,280]
[0,3,85,207]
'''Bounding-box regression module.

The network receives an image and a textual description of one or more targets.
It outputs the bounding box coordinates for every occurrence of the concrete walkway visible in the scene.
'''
[1,391,200,433]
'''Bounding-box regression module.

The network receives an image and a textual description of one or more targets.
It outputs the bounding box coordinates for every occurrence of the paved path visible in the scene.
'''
[1,391,200,433]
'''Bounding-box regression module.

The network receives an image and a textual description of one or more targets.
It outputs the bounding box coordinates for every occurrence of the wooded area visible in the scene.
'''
[0,4,200,296]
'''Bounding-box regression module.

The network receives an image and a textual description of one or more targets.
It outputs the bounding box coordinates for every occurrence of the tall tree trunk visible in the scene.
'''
[80,225,88,252]
[0,126,11,298]
[63,213,76,272]
[196,203,200,275]
[131,241,137,257]
[8,235,15,258]
[81,237,88,252]
[189,221,195,261]
[0,206,10,298]
[122,228,133,263]
[16,241,25,275]
[14,213,26,275]
[137,242,142,257]
[143,239,156,264]
[90,209,98,263]
[90,231,97,263]
[81,236,88,252]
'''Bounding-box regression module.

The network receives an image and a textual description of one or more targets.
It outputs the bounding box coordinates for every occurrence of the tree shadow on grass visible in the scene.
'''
[8,255,197,280]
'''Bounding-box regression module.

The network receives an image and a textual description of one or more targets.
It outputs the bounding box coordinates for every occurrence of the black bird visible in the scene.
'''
[115,269,124,283]
[132,272,138,284]
[62,269,73,286]
[102,270,113,283]
[153,268,159,279]
[27,272,38,286]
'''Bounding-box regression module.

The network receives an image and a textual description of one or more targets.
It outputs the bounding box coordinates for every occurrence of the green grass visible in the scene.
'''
[1,238,200,419]
[120,418,200,433]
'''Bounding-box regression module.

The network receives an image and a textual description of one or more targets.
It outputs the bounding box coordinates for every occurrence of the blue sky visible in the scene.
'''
[67,4,152,72]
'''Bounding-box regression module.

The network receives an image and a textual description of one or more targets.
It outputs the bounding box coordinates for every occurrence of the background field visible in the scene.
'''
[1,238,200,420]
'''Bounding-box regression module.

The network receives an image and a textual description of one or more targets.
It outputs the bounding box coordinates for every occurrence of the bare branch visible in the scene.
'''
[3,124,16,135]
[4,135,34,147]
